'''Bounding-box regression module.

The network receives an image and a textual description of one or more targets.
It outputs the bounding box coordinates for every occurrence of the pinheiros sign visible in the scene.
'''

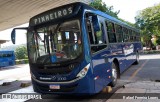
[30,6,73,26]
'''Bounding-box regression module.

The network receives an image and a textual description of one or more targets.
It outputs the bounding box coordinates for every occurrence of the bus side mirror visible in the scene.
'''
[11,29,16,44]
[11,27,28,44]
[92,15,100,32]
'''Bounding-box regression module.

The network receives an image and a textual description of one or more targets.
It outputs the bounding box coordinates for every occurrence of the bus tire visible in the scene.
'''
[110,62,118,87]
[133,51,139,65]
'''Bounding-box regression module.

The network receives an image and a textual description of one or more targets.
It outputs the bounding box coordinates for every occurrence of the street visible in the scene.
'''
[121,54,160,81]
[0,54,160,102]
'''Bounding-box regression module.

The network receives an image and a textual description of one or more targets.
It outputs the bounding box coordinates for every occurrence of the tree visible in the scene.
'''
[156,36,160,45]
[89,0,119,18]
[15,46,28,59]
[135,3,160,47]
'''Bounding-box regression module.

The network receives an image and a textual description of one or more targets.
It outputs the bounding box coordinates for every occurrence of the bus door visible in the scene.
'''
[86,14,110,93]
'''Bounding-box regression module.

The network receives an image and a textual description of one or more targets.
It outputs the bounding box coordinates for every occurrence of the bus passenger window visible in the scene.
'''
[106,21,116,43]
[136,33,140,41]
[86,19,94,44]
[95,23,106,44]
[115,24,123,42]
[86,15,107,53]
[129,30,134,42]
[123,27,129,42]
[133,32,136,41]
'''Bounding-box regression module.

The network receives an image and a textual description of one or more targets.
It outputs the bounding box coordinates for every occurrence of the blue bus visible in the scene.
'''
[11,2,142,94]
[0,51,15,67]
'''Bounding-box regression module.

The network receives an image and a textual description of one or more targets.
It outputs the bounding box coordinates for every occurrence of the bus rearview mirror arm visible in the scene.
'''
[11,27,28,44]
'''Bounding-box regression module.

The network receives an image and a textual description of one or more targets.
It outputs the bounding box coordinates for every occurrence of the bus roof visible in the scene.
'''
[29,2,139,32]
[0,51,14,53]
[80,3,139,32]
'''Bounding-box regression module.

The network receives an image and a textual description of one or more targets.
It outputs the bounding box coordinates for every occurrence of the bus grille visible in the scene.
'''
[39,66,72,75]
[31,63,79,75]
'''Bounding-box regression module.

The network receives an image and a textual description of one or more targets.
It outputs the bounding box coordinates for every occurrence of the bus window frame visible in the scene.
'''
[84,12,108,55]
[115,24,124,43]
[123,27,129,42]
[105,21,117,43]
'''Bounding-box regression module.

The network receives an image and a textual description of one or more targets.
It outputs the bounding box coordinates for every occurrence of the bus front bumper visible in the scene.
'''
[31,75,94,94]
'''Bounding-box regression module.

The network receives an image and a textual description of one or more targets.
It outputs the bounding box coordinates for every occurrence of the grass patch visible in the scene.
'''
[142,50,160,54]
[15,59,29,64]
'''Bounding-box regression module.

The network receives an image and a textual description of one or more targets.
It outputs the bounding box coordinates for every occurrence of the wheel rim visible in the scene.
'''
[112,64,117,82]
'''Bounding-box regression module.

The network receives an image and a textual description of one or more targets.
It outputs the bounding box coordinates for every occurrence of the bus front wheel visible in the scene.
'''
[110,62,118,87]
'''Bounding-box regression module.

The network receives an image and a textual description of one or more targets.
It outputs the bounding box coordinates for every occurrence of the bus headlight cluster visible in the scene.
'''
[76,63,90,78]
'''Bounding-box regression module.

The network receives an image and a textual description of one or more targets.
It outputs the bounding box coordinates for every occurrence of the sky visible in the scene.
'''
[102,0,160,23]
[0,0,160,47]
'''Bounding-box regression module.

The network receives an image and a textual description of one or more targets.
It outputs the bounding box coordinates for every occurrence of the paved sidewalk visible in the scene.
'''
[0,64,31,94]
[107,80,160,102]
[0,64,30,82]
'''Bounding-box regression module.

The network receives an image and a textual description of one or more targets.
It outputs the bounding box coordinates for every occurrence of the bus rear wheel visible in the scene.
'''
[110,62,118,87]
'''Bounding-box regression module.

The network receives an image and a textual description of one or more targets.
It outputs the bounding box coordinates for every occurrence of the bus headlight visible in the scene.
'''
[76,63,90,78]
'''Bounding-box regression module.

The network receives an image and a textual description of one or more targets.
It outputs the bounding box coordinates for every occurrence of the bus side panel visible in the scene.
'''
[109,44,127,73]
[0,51,15,67]
[91,50,112,93]
[122,43,135,69]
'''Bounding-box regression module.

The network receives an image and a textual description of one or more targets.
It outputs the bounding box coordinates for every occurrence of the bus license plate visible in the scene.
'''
[49,85,60,89]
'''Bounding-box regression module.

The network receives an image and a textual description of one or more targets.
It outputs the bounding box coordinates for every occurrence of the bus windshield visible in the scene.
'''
[27,20,82,64]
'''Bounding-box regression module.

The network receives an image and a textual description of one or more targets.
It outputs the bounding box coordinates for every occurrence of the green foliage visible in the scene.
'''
[156,37,160,45]
[15,46,28,59]
[89,0,119,18]
[135,3,160,47]
[16,59,29,64]
[143,50,160,54]
[118,18,135,27]
[153,40,157,46]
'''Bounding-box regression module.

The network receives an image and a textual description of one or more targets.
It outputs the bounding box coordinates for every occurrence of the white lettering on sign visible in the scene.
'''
[63,9,67,15]
[45,15,50,21]
[68,7,73,14]
[58,11,62,17]
[33,7,73,25]
[124,44,134,55]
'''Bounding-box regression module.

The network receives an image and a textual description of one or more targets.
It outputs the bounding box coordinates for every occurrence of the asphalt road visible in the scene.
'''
[120,54,160,82]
